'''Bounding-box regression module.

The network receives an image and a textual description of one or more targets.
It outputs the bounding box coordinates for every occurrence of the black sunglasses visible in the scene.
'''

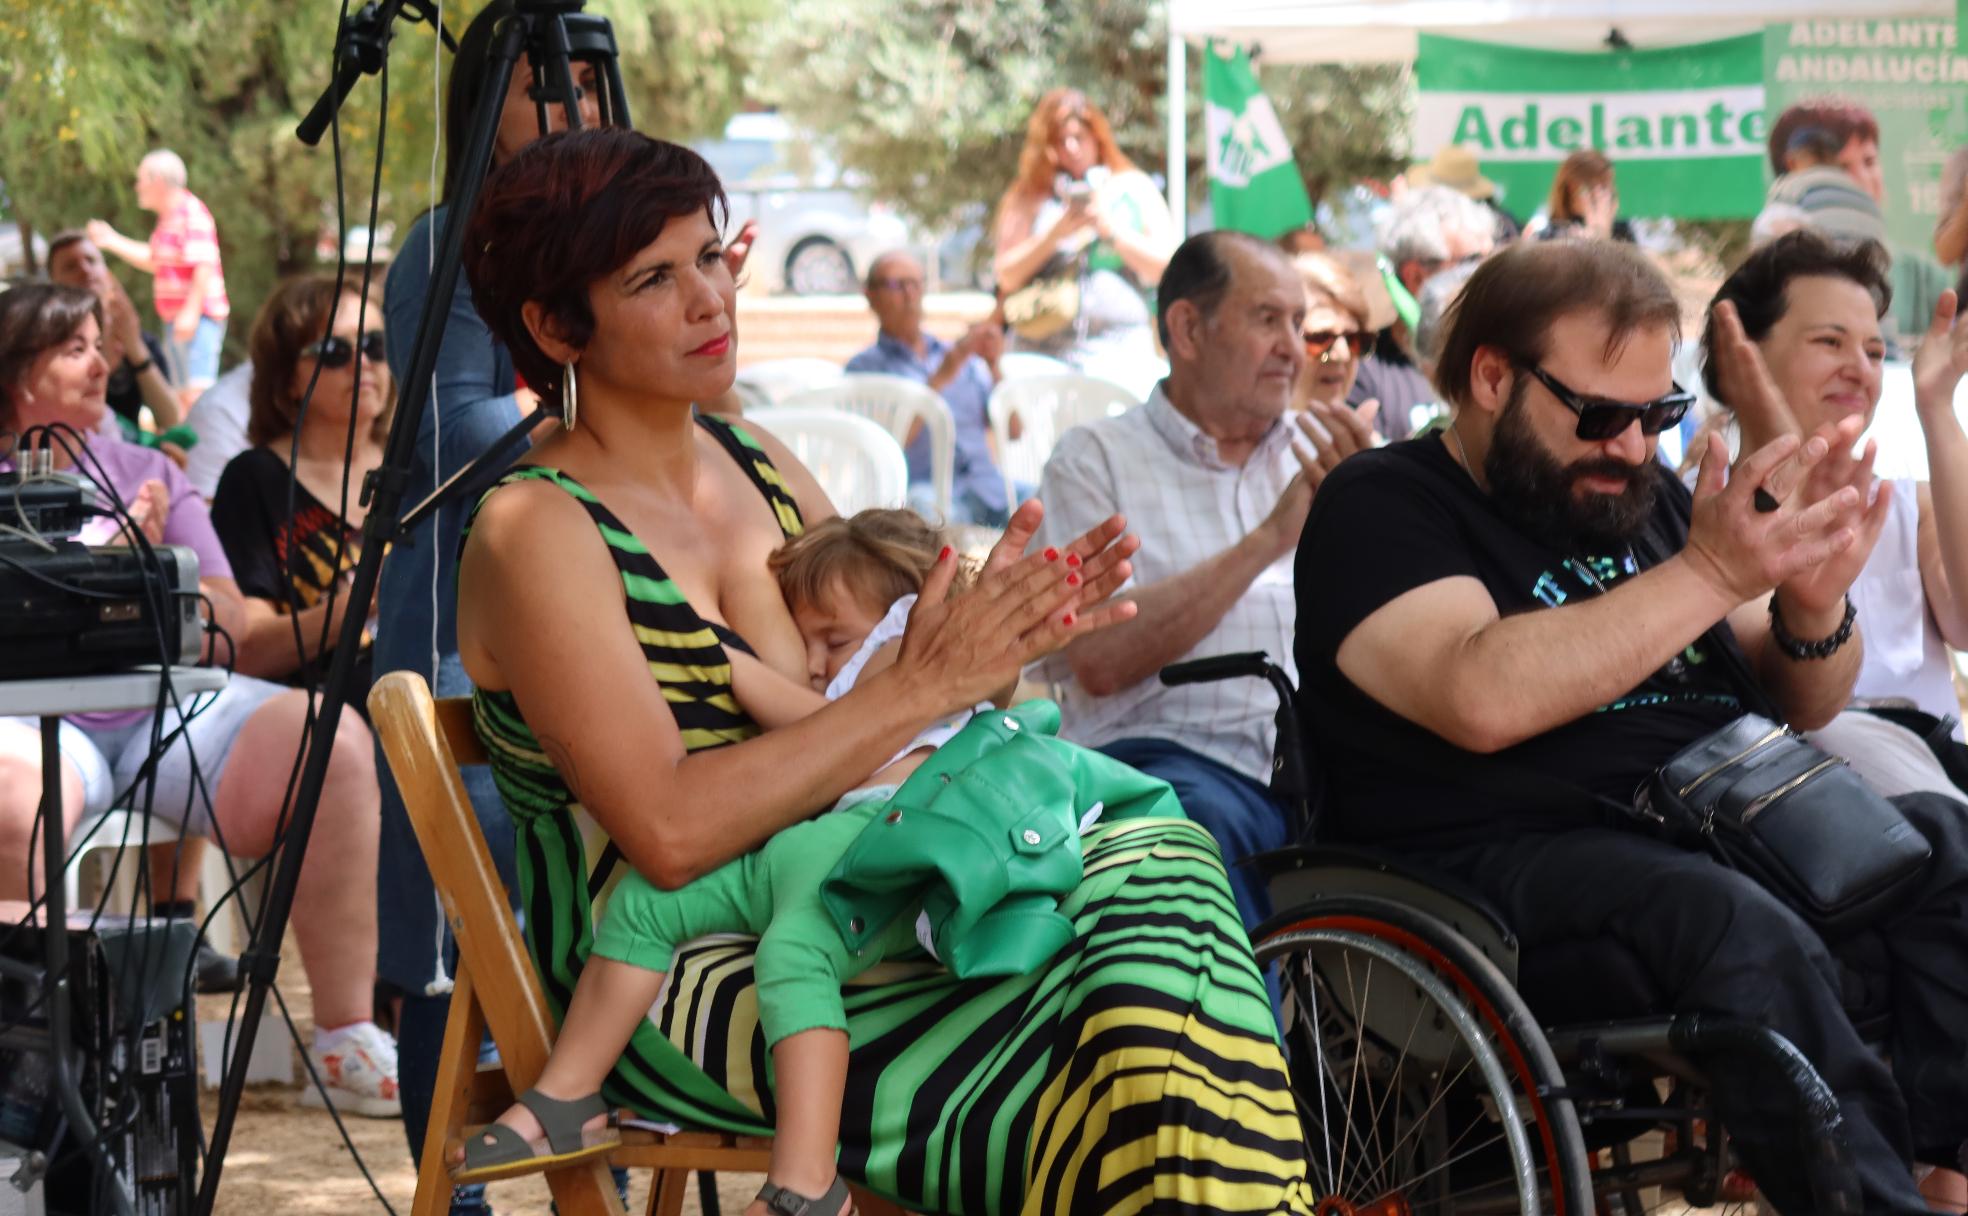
[302,331,386,369]
[1521,363,1693,441]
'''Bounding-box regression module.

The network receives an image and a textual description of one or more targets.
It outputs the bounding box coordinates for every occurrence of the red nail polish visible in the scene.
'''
[1065,553,1081,568]
[1062,611,1076,627]
[1043,547,1059,561]
[938,545,953,561]
[1066,572,1080,587]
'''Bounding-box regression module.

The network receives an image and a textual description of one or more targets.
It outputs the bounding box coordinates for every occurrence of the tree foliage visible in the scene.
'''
[1,0,1408,335]
[0,0,760,343]
[754,0,1409,234]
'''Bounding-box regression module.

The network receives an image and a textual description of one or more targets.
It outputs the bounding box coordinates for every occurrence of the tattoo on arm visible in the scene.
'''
[539,734,584,803]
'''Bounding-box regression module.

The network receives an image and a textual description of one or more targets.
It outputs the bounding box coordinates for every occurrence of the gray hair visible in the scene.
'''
[139,149,187,188]
[1414,259,1480,375]
[1378,185,1496,267]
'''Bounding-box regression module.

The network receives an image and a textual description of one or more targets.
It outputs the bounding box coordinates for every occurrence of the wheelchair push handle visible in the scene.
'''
[1160,652,1274,687]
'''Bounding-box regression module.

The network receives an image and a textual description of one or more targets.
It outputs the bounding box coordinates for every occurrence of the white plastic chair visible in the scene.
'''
[65,810,260,955]
[745,408,910,516]
[987,373,1139,508]
[781,374,956,520]
[997,352,1074,382]
[734,357,846,408]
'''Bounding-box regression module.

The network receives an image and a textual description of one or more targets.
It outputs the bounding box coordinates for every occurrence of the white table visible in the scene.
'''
[0,665,226,1216]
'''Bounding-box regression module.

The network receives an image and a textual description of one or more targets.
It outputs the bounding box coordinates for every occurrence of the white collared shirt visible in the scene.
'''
[1032,382,1299,783]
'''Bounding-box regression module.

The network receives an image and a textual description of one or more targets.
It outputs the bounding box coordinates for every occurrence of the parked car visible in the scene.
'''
[693,113,918,296]
[0,221,47,281]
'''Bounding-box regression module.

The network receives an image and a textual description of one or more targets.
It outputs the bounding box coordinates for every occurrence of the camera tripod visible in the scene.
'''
[197,3,632,1210]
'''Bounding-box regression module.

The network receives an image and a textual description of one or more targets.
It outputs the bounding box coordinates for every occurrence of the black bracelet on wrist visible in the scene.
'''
[125,356,154,374]
[1768,594,1857,660]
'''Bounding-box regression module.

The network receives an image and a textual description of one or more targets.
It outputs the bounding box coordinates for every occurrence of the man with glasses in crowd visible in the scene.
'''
[844,249,1015,526]
[1296,238,1968,1211]
[1032,230,1346,933]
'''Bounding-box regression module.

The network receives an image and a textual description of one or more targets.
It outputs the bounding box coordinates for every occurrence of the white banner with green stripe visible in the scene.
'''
[1415,33,1768,220]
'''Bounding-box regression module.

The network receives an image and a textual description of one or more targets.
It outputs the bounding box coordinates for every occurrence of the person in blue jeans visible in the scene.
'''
[1030,232,1332,937]
[374,7,753,1210]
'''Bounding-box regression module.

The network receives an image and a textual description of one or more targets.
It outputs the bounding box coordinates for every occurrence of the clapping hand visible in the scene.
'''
[1914,289,1968,422]
[126,479,170,547]
[1708,299,1800,443]
[725,219,759,281]
[1581,185,1619,239]
[894,499,1139,714]
[101,277,144,368]
[1682,420,1881,611]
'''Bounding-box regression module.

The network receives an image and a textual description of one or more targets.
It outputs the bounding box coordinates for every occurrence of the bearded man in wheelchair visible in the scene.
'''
[1292,239,1968,1214]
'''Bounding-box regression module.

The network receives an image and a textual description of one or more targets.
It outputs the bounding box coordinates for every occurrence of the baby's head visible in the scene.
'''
[769,509,966,689]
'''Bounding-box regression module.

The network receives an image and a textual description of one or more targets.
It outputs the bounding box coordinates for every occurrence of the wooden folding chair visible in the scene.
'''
[369,671,905,1216]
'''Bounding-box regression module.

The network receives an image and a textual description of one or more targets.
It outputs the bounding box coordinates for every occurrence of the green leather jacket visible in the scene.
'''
[819,700,1188,979]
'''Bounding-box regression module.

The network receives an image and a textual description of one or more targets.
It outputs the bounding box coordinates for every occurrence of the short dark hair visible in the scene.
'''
[1156,230,1282,349]
[1700,230,1891,401]
[1767,99,1879,175]
[463,127,728,413]
[44,230,90,269]
[1434,241,1680,410]
[442,0,515,205]
[0,284,103,429]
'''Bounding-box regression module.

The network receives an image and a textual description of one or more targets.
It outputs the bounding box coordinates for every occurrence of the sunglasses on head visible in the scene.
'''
[1303,329,1375,360]
[1520,363,1694,441]
[301,331,386,369]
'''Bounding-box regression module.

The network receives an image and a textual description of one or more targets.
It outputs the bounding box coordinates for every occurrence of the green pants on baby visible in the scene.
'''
[591,790,917,1046]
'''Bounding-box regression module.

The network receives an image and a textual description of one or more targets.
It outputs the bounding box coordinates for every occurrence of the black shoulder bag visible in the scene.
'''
[1615,522,1930,937]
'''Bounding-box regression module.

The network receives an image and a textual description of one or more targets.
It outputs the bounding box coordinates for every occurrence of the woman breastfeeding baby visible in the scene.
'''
[457,510,1174,1214]
[447,126,1324,1216]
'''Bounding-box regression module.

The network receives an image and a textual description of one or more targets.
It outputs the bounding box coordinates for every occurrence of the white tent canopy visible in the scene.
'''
[1169,0,1952,64]
[1161,0,1951,219]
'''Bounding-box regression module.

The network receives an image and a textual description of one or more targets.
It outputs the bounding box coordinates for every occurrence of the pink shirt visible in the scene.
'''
[148,191,230,324]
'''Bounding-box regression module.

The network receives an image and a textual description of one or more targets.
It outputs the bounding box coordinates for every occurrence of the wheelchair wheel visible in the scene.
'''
[1256,895,1595,1216]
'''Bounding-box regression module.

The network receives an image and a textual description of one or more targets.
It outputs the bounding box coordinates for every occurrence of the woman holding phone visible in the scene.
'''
[992,89,1175,394]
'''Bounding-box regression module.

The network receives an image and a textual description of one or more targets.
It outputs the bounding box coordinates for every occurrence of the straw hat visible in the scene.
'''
[1409,145,1498,201]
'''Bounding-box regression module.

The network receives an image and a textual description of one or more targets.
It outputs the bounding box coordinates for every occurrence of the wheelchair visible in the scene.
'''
[1159,652,1864,1216]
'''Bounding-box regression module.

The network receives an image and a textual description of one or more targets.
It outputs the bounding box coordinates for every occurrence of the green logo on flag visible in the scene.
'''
[1204,43,1314,239]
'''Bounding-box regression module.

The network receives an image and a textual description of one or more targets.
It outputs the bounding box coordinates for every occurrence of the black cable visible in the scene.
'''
[192,11,402,1210]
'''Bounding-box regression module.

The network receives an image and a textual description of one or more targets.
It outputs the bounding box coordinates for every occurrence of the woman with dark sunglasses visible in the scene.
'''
[1290,251,1376,416]
[211,273,390,695]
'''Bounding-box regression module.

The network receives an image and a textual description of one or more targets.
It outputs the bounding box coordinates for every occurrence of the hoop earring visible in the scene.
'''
[561,360,579,432]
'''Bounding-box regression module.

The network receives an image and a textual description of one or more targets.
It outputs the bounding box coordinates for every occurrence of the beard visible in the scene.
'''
[1483,382,1657,553]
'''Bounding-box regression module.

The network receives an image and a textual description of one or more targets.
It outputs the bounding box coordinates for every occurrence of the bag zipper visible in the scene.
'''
[1740,758,1839,824]
[1678,726,1786,799]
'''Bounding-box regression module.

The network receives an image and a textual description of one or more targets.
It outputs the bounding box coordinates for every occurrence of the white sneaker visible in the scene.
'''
[299,1021,401,1119]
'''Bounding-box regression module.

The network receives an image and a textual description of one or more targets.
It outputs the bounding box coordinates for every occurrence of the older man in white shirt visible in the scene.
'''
[1034,230,1346,930]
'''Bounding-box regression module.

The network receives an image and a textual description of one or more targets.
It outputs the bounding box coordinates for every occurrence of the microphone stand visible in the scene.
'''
[195,4,630,1210]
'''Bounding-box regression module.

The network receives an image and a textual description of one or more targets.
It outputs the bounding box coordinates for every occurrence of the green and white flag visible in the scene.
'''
[1415,33,1767,220]
[1204,43,1313,239]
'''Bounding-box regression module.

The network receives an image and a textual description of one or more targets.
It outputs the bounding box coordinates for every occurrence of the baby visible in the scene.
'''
[455,509,1005,1216]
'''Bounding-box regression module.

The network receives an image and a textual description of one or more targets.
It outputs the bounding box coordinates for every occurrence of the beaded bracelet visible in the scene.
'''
[1768,594,1857,661]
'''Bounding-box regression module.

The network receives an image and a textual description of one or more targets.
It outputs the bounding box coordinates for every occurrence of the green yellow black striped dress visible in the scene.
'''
[468,412,1319,1215]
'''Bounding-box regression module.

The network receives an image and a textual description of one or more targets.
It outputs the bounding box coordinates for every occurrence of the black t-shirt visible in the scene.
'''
[210,447,373,693]
[1293,435,1751,849]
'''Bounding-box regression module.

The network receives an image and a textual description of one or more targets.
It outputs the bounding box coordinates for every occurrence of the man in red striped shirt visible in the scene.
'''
[88,149,230,405]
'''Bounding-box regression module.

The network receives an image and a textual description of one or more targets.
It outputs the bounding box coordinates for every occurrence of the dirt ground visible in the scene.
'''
[194,932,763,1216]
